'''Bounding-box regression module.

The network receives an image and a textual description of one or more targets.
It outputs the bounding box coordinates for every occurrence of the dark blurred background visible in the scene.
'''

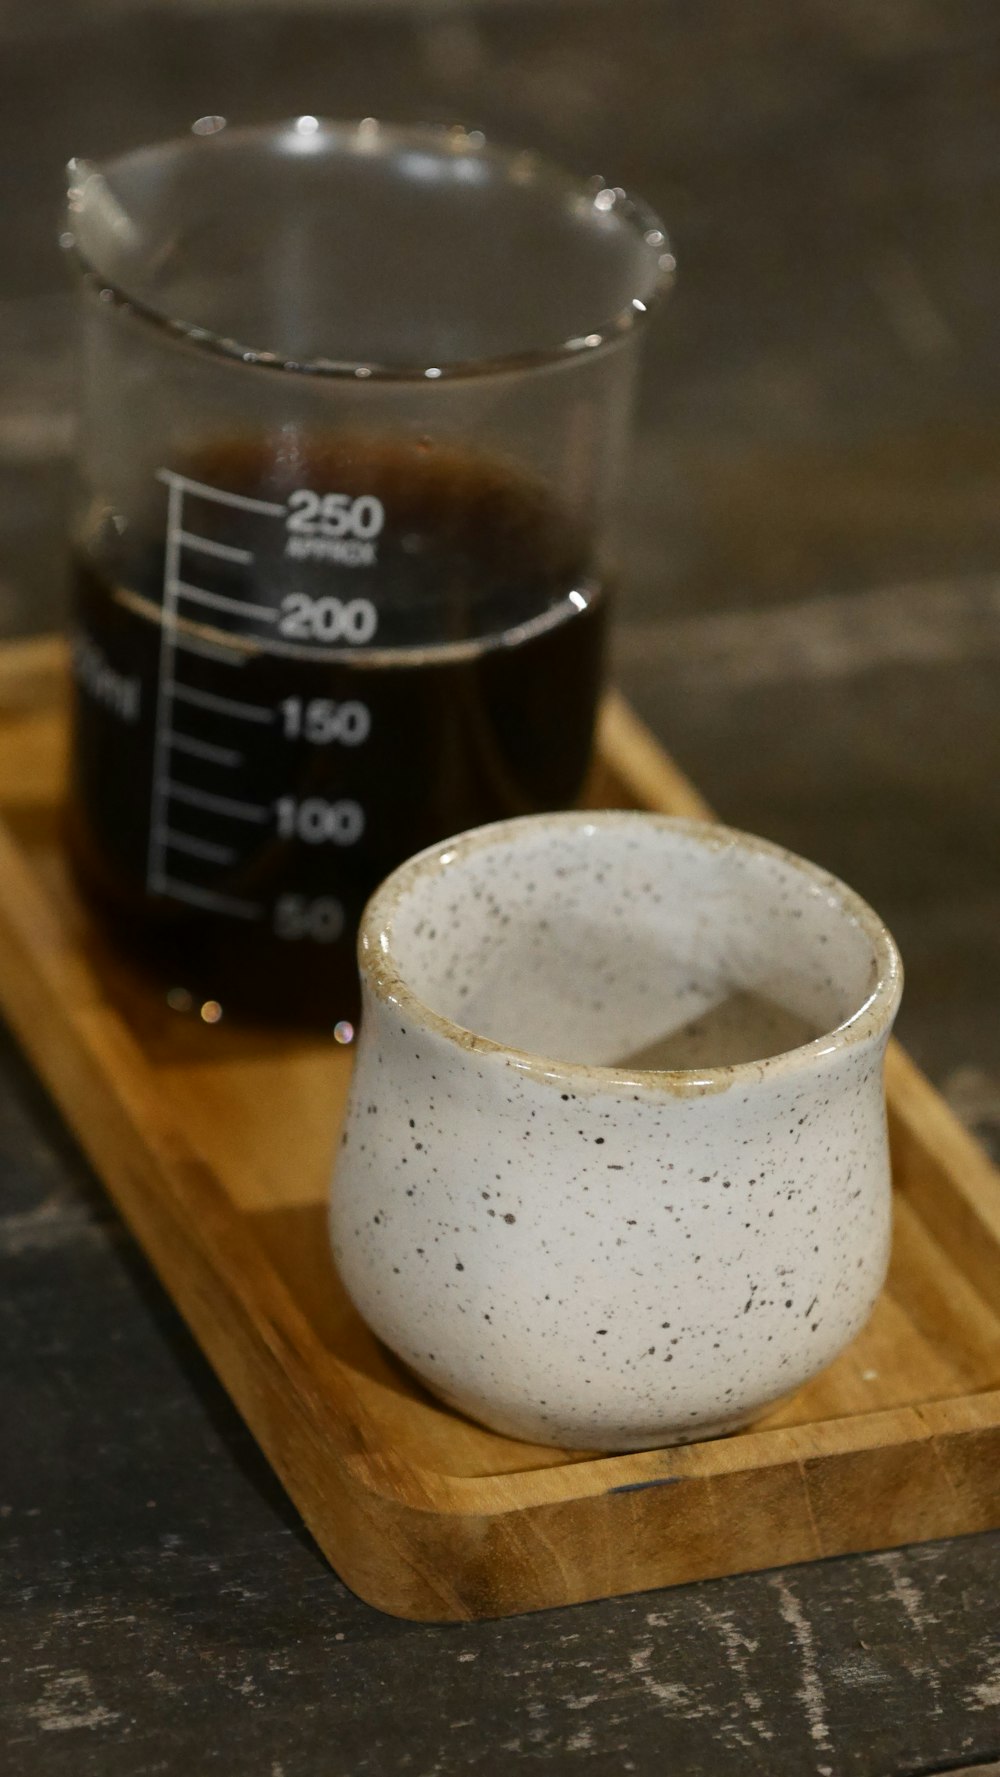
[1,0,998,1132]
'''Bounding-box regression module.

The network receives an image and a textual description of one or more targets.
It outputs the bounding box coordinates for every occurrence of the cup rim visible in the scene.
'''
[62,117,675,384]
[358,812,904,1096]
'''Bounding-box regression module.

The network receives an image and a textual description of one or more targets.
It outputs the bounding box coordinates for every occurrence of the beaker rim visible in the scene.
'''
[62,117,675,382]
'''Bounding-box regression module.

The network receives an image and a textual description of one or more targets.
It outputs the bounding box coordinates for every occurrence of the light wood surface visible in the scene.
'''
[0,637,996,1619]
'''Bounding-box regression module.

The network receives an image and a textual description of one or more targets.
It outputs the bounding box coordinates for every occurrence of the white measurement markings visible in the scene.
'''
[147,471,284,912]
[158,879,262,920]
[146,474,183,895]
[176,531,253,565]
[170,685,274,724]
[175,581,278,624]
[156,469,285,518]
[173,631,248,667]
[165,781,269,822]
[169,732,244,768]
[158,829,238,865]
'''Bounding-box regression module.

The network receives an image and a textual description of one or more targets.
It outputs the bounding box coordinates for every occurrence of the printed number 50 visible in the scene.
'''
[273,895,345,942]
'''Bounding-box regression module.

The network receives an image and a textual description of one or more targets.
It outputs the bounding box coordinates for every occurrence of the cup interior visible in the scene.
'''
[375,817,896,1072]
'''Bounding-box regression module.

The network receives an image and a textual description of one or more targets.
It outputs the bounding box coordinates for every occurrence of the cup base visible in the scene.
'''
[419,1365,774,1454]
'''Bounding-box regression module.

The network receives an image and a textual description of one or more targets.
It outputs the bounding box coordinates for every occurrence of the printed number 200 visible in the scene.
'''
[278,594,377,644]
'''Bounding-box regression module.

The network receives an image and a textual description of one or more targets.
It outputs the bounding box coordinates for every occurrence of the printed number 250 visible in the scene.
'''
[286,490,385,540]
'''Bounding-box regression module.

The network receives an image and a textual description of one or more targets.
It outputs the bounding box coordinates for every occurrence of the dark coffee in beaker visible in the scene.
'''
[67,436,607,1025]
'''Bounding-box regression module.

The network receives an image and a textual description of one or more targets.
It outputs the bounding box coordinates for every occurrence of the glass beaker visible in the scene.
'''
[62,117,673,1028]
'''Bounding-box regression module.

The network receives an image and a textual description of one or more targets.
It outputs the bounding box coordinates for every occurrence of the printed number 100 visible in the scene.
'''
[276,796,365,845]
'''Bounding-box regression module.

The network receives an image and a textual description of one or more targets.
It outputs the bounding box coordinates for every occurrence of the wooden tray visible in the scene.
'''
[1,636,998,1620]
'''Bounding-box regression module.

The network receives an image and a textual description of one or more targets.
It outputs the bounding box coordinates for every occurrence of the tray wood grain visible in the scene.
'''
[0,637,997,1619]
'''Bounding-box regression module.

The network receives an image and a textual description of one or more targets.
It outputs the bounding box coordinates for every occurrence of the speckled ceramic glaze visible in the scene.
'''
[329,813,903,1452]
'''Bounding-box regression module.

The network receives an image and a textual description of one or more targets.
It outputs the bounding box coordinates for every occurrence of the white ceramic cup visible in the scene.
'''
[330,813,903,1451]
